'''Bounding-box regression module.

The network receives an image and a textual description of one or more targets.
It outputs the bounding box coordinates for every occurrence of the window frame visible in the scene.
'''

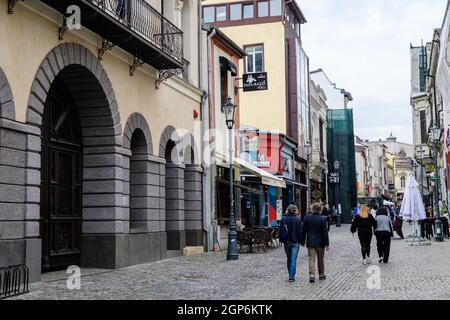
[419,110,427,144]
[203,6,216,23]
[216,5,227,22]
[202,1,282,24]
[244,44,265,74]
[242,3,255,20]
[257,1,269,18]
[230,3,243,21]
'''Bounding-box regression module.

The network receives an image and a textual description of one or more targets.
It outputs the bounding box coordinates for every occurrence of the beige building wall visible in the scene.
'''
[0,1,202,148]
[211,22,287,134]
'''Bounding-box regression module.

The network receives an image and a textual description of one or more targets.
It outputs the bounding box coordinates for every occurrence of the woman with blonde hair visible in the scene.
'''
[350,204,376,265]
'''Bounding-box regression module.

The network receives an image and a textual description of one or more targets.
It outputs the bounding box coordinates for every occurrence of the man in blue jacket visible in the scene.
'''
[301,203,330,283]
[280,204,303,282]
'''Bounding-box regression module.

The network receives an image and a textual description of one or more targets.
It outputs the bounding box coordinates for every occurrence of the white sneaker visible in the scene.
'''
[366,257,372,264]
[363,259,367,265]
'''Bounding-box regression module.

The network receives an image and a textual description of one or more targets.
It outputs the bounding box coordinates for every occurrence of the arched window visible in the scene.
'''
[400,176,406,188]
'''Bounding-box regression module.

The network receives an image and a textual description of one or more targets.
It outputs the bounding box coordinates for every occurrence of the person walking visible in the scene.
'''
[301,203,330,283]
[331,206,338,225]
[322,203,331,231]
[392,208,404,239]
[352,204,360,220]
[370,203,378,219]
[375,207,394,263]
[350,204,376,265]
[280,204,303,282]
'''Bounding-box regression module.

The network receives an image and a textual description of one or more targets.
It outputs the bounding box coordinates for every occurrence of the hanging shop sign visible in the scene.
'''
[426,163,435,173]
[243,72,268,92]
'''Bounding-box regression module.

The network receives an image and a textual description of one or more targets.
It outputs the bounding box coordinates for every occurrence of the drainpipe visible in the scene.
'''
[198,1,214,252]
[200,23,219,251]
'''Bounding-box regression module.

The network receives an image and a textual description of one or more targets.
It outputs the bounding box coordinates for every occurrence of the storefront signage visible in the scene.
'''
[251,153,271,168]
[243,72,268,92]
[281,155,293,178]
[329,173,340,184]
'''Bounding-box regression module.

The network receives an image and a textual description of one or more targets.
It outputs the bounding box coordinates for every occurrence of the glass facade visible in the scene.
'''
[296,42,310,146]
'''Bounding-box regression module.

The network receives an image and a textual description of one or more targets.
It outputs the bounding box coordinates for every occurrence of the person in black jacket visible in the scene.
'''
[351,204,376,265]
[301,203,330,283]
[280,204,303,282]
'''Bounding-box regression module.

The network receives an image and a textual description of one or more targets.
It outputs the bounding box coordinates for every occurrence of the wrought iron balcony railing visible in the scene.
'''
[39,0,184,70]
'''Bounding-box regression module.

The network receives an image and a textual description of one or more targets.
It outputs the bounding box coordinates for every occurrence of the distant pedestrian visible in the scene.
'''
[370,203,378,218]
[279,204,303,282]
[331,206,338,225]
[322,203,331,231]
[350,205,376,265]
[301,203,330,283]
[375,207,394,263]
[352,204,360,220]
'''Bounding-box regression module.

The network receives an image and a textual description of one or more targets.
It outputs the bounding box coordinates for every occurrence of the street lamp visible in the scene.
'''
[333,160,341,227]
[412,162,419,179]
[429,126,443,242]
[417,146,425,196]
[305,142,312,210]
[223,97,239,260]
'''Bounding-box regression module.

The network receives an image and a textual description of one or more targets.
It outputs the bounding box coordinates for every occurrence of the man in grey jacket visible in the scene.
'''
[375,207,394,263]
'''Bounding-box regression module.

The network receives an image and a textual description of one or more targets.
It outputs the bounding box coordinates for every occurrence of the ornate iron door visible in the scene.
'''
[41,76,82,271]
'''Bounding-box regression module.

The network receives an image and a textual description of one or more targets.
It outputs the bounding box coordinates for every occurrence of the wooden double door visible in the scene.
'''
[41,76,82,271]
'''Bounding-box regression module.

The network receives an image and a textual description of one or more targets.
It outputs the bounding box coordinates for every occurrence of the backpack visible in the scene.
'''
[279,221,289,244]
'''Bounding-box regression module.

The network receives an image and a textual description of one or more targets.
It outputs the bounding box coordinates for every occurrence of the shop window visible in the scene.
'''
[203,6,215,23]
[258,1,269,17]
[245,45,264,73]
[216,6,227,21]
[230,3,242,20]
[243,3,254,19]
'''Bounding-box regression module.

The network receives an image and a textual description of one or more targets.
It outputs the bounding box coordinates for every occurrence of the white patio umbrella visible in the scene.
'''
[400,175,426,221]
[400,174,430,246]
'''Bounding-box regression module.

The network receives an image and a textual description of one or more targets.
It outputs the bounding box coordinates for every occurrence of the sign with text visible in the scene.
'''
[330,173,340,184]
[243,72,268,92]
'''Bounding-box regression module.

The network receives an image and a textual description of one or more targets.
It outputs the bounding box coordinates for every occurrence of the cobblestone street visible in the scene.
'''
[15,225,450,300]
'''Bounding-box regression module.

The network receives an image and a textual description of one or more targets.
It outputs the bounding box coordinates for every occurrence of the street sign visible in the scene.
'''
[243,72,268,92]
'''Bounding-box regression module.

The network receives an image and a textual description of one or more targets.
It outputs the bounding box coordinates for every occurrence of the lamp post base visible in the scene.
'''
[336,215,341,227]
[227,230,239,261]
[434,219,444,242]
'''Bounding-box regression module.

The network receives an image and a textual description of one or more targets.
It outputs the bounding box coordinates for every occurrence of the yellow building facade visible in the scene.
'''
[0,0,204,282]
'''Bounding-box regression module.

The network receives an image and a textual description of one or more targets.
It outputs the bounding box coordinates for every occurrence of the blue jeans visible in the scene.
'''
[284,242,300,280]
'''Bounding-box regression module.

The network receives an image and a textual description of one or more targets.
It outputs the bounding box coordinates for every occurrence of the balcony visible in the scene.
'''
[41,0,184,70]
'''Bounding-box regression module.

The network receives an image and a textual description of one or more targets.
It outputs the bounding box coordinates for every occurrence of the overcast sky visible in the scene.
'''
[300,0,448,144]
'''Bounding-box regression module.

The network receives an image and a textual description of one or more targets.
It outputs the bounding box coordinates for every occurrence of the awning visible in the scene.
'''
[215,153,286,188]
[283,178,308,189]
[219,56,238,76]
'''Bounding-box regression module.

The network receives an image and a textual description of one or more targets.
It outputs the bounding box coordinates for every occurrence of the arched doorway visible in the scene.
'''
[27,43,123,271]
[41,72,82,270]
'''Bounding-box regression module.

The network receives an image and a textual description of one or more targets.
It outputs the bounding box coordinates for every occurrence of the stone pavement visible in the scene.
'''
[13,224,450,300]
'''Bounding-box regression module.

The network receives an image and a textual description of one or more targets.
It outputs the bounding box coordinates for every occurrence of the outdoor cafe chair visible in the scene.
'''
[264,228,274,249]
[252,229,266,253]
[237,230,253,253]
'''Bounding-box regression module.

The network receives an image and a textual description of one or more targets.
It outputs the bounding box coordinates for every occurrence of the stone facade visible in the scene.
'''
[0,2,203,283]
